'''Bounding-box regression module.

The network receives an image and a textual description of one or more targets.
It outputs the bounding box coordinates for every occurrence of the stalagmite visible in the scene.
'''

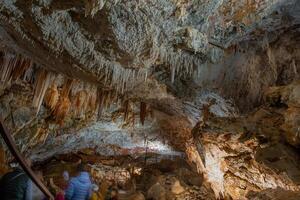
[140,102,147,125]
[32,69,54,114]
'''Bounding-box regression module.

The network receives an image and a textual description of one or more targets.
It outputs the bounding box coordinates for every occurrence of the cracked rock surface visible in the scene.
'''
[0,0,300,199]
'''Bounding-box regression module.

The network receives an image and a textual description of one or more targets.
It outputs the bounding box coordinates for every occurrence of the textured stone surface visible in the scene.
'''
[190,88,300,199]
[265,81,300,146]
[0,0,299,102]
[0,1,300,199]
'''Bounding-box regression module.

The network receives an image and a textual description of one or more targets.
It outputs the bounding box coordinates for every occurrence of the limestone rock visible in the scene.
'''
[147,182,166,200]
[126,191,145,200]
[265,82,300,147]
[175,167,203,187]
[281,107,300,146]
[246,188,300,200]
[0,93,13,120]
[191,114,300,199]
[12,107,34,128]
[171,180,185,195]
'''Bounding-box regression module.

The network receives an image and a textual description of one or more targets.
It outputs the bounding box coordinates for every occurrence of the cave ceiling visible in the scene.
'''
[1,1,300,199]
[0,0,299,159]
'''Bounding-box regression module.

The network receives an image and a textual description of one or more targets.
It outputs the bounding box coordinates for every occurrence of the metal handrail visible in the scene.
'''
[0,118,54,200]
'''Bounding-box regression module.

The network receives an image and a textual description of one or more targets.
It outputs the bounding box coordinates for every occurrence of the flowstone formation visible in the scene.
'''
[0,0,300,199]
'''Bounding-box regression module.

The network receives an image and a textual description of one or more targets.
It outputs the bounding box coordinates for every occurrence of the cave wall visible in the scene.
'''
[189,81,300,199]
[0,1,300,199]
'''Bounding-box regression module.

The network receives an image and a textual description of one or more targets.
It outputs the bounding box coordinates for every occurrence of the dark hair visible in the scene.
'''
[77,163,85,172]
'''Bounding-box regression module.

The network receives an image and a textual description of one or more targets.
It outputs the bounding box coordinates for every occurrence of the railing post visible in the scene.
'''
[0,118,54,200]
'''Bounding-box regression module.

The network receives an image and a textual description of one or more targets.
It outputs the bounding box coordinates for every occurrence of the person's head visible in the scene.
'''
[63,171,69,181]
[77,163,86,173]
[9,161,19,169]
[34,170,43,180]
[92,184,99,192]
[111,188,118,197]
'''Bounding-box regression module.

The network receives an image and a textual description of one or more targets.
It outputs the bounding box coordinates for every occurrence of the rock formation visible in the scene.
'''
[0,0,300,199]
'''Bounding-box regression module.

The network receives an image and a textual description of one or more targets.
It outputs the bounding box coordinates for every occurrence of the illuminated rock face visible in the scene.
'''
[190,82,300,199]
[0,1,300,199]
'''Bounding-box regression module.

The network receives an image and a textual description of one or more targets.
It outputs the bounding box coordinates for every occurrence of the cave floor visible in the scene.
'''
[35,151,215,200]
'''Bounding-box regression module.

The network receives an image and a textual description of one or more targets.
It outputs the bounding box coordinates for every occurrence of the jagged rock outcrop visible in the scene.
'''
[0,1,300,199]
[190,82,300,199]
[265,81,300,146]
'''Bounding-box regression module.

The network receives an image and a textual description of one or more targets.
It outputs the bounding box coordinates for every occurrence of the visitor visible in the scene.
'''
[90,184,103,200]
[49,177,65,200]
[98,179,109,200]
[65,163,92,200]
[108,188,119,200]
[49,170,70,200]
[30,170,46,200]
[0,163,31,200]
[105,181,119,200]
[63,171,70,184]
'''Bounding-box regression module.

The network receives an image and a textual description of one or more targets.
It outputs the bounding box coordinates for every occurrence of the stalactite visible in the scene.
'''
[44,83,59,111]
[97,88,105,119]
[171,66,176,83]
[291,59,298,77]
[132,111,136,127]
[123,100,129,122]
[0,52,34,85]
[153,45,203,83]
[88,89,97,113]
[140,102,147,125]
[266,47,277,79]
[0,52,17,83]
[73,90,88,116]
[52,96,71,126]
[61,79,74,98]
[109,64,148,93]
[82,85,97,113]
[149,107,154,119]
[12,58,32,80]
[83,94,89,114]
[32,69,54,114]
[106,90,113,109]
[70,81,96,116]
[23,66,35,83]
[51,79,73,125]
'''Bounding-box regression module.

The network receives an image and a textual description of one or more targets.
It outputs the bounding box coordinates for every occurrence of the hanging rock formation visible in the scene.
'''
[0,0,300,199]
